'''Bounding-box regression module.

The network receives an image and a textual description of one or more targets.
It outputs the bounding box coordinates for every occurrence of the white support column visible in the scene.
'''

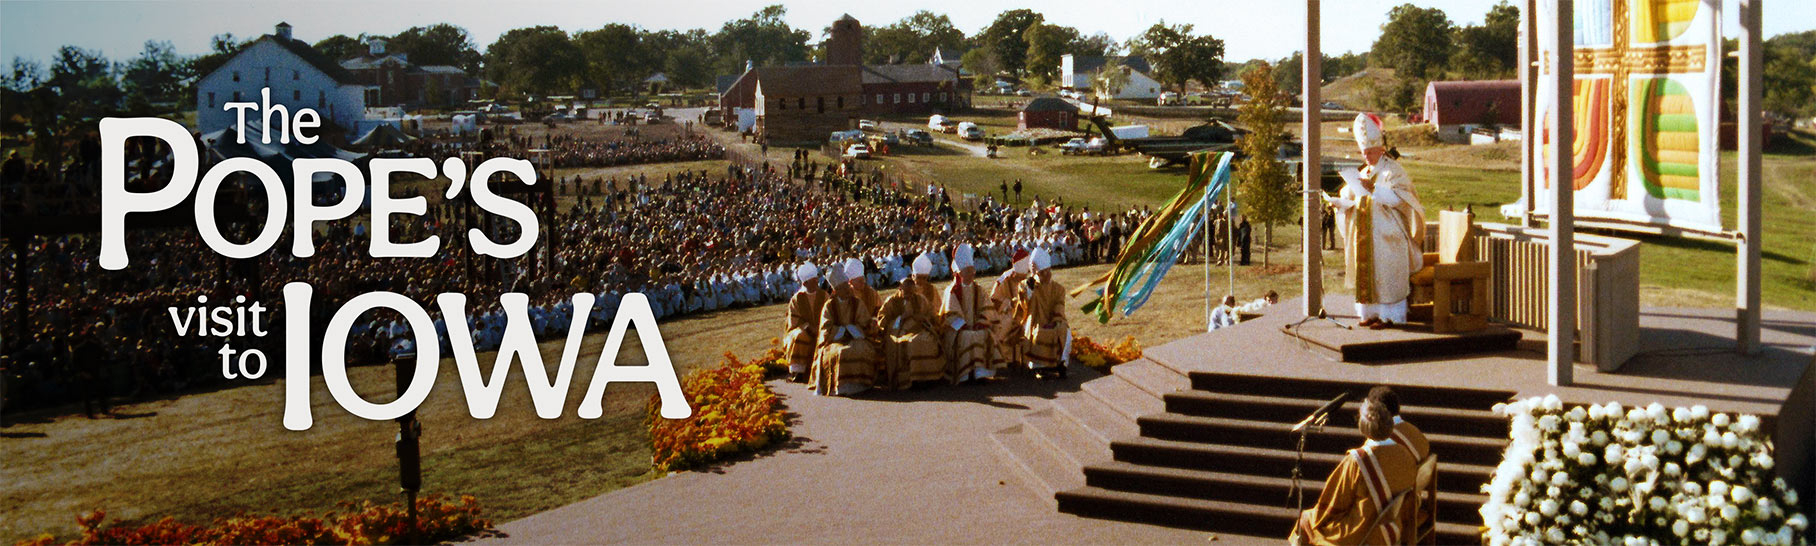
[1521,0,1540,228]
[1737,0,1763,354]
[1303,0,1324,318]
[1548,0,1576,386]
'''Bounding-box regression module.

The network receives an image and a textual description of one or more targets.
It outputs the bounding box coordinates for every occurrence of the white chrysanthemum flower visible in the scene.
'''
[1733,485,1756,503]
[1691,405,1709,420]
[1711,492,1729,508]
[1666,440,1684,455]
[1629,408,1649,422]
[1532,468,1549,484]
[1600,496,1615,511]
[1713,413,1732,427]
[1788,513,1807,531]
[1711,480,1731,497]
[1515,491,1531,507]
[1737,414,1760,433]
[1544,394,1563,411]
[1539,498,1560,516]
[1652,429,1672,445]
[1642,452,1661,471]
[1494,402,1508,414]
[1568,406,1587,422]
[1742,528,1763,545]
[1610,477,1629,493]
[1755,497,1774,517]
[1723,431,1740,449]
[1563,441,1582,458]
[1784,489,1796,505]
[1712,529,1729,546]
[1539,414,1561,432]
[1731,454,1745,468]
[1664,462,1683,477]
[1684,481,1703,496]
[1673,407,1691,422]
[1649,496,1668,511]
[1675,519,1691,537]
[1721,503,1741,521]
[1548,485,1562,498]
[1685,505,1707,524]
[1687,443,1708,464]
[1577,452,1597,466]
[1569,499,1587,516]
[1588,404,1605,420]
[1705,428,1725,447]
[1756,453,1774,469]
[1592,430,1610,447]
[1525,511,1542,526]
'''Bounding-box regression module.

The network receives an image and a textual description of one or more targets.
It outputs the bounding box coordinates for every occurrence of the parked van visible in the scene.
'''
[956,121,983,141]
[928,114,955,133]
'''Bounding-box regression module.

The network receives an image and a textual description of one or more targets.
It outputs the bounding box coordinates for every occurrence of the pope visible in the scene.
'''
[1326,113,1425,329]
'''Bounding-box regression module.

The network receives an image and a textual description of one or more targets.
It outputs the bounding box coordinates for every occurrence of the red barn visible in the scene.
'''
[1019,97,1078,131]
[1423,80,1521,143]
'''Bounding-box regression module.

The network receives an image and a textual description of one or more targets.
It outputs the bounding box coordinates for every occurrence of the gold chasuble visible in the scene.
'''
[1295,441,1419,546]
[940,280,991,383]
[1337,156,1425,306]
[877,278,946,389]
[1024,276,1070,368]
[811,294,880,396]
[986,273,1029,371]
[782,288,828,373]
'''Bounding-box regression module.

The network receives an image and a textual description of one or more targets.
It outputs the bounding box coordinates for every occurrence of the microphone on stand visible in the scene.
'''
[1292,391,1354,433]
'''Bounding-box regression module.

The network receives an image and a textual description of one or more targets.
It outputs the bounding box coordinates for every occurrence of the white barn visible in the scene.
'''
[1060,54,1164,100]
[195,22,366,139]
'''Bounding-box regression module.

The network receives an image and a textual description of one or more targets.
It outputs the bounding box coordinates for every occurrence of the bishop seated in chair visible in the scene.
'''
[1290,399,1419,546]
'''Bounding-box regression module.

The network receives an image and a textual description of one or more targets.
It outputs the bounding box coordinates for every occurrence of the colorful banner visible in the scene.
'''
[1533,0,1723,233]
[1072,151,1234,323]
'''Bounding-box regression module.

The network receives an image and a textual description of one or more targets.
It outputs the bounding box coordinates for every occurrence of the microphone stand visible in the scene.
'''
[1288,411,1330,511]
[1286,308,1351,330]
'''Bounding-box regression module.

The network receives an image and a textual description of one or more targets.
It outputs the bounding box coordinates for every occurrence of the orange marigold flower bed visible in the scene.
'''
[16,495,492,546]
[1071,333,1143,371]
[646,352,791,473]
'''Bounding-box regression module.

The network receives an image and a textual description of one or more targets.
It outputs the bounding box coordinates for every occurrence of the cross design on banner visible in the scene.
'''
[1544,0,1709,201]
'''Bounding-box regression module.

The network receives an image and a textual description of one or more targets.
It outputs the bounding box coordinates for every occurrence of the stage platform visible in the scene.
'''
[1280,315,1521,363]
[1145,294,1816,502]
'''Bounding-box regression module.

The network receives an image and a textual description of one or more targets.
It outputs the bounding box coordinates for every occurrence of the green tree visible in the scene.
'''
[575,24,651,96]
[1234,62,1295,267]
[976,9,1043,77]
[962,48,1000,87]
[1449,1,1519,79]
[484,26,584,97]
[1091,65,1131,107]
[389,24,483,73]
[1370,4,1455,80]
[1275,51,1373,98]
[863,11,965,65]
[313,34,363,61]
[1762,31,1816,117]
[713,5,810,74]
[1131,21,1226,92]
[1024,23,1081,85]
[119,40,189,115]
[190,33,249,85]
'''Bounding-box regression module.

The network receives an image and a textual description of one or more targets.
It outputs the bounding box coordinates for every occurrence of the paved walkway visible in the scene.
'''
[486,369,1253,544]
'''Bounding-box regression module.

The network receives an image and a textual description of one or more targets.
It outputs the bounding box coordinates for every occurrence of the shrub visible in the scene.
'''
[17,495,492,546]
[1481,396,1808,545]
[646,353,790,473]
[1071,333,1143,371]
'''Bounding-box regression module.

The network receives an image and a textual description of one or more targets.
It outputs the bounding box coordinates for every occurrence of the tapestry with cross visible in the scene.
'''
[1533,0,1723,234]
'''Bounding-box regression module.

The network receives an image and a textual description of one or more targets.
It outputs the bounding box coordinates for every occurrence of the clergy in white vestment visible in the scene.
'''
[1326,113,1425,329]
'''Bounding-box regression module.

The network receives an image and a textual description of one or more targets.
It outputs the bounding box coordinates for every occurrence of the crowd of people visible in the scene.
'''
[2,129,1162,416]
[400,127,725,169]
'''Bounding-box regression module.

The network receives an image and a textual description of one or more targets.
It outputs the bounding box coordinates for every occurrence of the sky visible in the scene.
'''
[2,0,1812,66]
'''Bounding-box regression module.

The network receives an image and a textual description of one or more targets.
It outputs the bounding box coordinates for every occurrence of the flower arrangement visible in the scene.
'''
[757,338,790,377]
[1481,395,1809,545]
[17,494,492,546]
[1071,333,1143,371]
[646,352,790,473]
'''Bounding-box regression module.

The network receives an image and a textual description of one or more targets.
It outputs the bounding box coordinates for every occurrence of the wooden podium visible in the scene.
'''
[1409,211,1491,333]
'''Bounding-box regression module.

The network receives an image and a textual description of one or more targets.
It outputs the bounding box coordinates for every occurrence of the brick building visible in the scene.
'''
[861,64,967,115]
[1019,97,1078,131]
[339,38,482,109]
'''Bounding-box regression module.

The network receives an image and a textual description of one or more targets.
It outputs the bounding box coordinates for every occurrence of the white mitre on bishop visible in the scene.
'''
[1353,112,1385,151]
[912,254,933,276]
[953,244,975,271]
[795,262,819,283]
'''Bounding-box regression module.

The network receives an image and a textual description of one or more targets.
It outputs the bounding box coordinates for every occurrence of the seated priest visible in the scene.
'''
[1290,401,1419,546]
[1023,248,1070,379]
[1368,386,1429,461]
[986,249,1033,380]
[781,263,827,383]
[941,244,993,383]
[811,263,881,396]
[877,254,947,389]
[845,258,883,313]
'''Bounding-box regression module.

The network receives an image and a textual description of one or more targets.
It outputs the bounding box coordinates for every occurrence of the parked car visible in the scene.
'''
[1059,138,1090,154]
[858,119,878,131]
[956,121,983,141]
[829,130,865,143]
[876,132,900,146]
[928,114,956,133]
[905,129,933,145]
[1014,89,1032,97]
[843,142,872,159]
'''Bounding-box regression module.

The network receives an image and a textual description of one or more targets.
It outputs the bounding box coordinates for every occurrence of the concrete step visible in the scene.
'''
[1052,392,1140,443]
[1162,391,1508,439]
[1059,484,1483,544]
[1022,409,1112,468]
[1108,358,1191,399]
[1185,371,1517,410]
[1136,413,1507,466]
[1081,460,1487,522]
[1056,485,1298,539]
[990,424,1078,502]
[1109,436,1494,496]
[1081,374,1165,421]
